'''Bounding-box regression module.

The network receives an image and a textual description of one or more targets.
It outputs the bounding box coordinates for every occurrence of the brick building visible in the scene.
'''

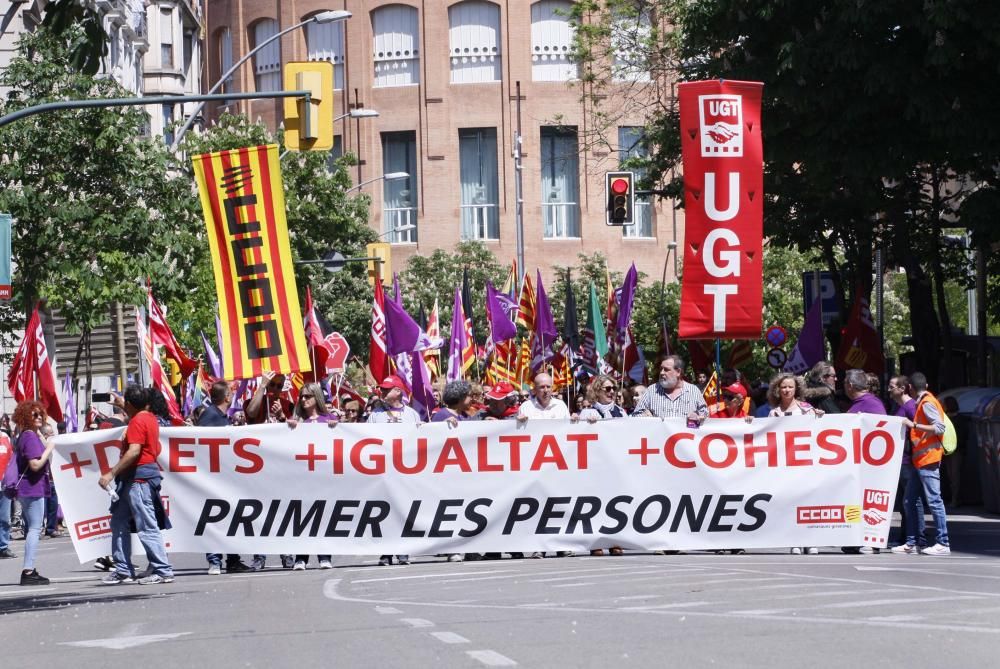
[200,0,683,283]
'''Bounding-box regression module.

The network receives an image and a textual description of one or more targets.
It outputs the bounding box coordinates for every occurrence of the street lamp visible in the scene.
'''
[279,108,378,159]
[378,223,416,240]
[172,9,353,150]
[345,171,409,193]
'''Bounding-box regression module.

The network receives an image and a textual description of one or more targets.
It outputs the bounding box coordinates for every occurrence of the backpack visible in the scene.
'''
[941,411,958,456]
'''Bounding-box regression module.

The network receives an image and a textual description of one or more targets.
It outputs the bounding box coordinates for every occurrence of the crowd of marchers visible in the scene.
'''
[0,354,955,586]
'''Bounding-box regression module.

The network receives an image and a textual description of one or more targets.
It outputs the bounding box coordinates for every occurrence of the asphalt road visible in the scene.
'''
[1,511,999,668]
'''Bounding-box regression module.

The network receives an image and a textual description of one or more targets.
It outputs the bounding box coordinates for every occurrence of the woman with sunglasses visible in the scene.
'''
[12,401,56,585]
[286,383,336,570]
[579,376,626,556]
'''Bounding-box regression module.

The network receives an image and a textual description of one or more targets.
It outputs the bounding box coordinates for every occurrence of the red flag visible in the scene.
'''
[6,304,63,421]
[302,287,330,382]
[423,299,441,381]
[835,293,885,374]
[148,287,198,377]
[677,80,764,338]
[369,279,389,383]
[135,308,183,424]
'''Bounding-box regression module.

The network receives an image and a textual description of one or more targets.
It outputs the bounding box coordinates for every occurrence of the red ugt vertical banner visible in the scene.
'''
[677,80,764,339]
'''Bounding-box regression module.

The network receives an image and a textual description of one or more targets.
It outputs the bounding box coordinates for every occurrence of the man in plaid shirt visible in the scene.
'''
[633,355,708,424]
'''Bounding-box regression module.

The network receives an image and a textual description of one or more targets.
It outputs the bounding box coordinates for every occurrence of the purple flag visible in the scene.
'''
[215,314,225,377]
[784,299,825,374]
[534,270,558,340]
[616,263,638,337]
[486,281,517,343]
[384,298,442,355]
[62,372,78,433]
[408,350,436,421]
[392,273,403,304]
[447,287,468,382]
[201,331,222,377]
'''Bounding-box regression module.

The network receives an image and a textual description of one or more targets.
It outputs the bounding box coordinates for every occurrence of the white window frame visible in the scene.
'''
[372,5,421,88]
[382,131,419,244]
[449,1,502,84]
[306,18,345,90]
[540,126,580,239]
[459,128,500,241]
[620,127,654,239]
[530,0,577,82]
[252,19,281,93]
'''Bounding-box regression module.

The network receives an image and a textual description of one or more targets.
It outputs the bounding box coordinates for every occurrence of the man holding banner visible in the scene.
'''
[634,355,708,424]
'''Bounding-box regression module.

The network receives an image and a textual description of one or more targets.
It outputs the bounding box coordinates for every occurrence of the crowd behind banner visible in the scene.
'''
[0,350,956,586]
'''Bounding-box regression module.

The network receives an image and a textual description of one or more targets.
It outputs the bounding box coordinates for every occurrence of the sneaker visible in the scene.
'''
[530,552,545,559]
[281,555,295,569]
[790,547,803,555]
[805,547,819,555]
[250,557,266,571]
[920,543,951,556]
[102,572,135,585]
[20,569,50,586]
[447,554,464,562]
[858,546,875,555]
[207,564,222,576]
[378,555,392,566]
[226,561,252,573]
[0,548,18,559]
[890,544,918,555]
[293,560,306,571]
[318,559,333,569]
[396,555,410,565]
[93,556,113,571]
[138,573,175,585]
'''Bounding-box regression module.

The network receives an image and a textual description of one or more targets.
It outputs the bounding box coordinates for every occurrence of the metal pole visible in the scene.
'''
[513,81,525,283]
[0,91,311,129]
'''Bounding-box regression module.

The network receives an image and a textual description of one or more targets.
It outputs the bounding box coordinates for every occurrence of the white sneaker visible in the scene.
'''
[318,559,333,569]
[292,560,306,571]
[858,546,875,554]
[920,543,951,556]
[805,547,819,555]
[890,544,919,555]
[207,564,222,575]
[447,554,464,562]
[789,547,802,555]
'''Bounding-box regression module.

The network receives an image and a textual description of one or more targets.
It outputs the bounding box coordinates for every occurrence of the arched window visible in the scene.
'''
[372,5,420,88]
[612,7,652,82]
[530,1,576,82]
[448,1,501,84]
[252,19,281,92]
[216,27,233,91]
[306,17,345,90]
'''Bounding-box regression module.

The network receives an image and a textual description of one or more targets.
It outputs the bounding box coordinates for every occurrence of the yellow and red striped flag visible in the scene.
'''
[516,272,536,331]
[192,144,310,380]
[424,298,441,380]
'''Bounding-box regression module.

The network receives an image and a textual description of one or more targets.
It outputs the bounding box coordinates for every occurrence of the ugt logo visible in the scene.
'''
[699,95,743,157]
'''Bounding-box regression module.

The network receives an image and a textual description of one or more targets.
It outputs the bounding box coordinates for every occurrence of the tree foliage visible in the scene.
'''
[0,26,201,334]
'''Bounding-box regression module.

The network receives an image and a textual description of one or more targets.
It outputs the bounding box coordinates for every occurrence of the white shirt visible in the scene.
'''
[367,405,422,424]
[518,396,571,420]
[769,401,815,417]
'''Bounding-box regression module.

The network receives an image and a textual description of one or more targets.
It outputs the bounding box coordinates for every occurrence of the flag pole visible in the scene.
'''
[714,338,722,403]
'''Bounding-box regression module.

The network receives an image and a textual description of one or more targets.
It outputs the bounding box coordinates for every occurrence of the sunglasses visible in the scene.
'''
[31,411,44,419]
[300,394,314,400]
[601,385,616,392]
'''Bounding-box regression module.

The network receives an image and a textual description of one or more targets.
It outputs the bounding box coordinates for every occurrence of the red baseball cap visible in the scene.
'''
[722,383,746,397]
[485,382,517,400]
[379,375,409,396]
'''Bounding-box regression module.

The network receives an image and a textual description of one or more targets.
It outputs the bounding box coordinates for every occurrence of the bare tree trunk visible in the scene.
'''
[928,170,954,387]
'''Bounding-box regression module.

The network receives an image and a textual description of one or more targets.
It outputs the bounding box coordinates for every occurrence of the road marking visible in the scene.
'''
[867,614,925,622]
[430,631,470,644]
[353,570,509,584]
[737,595,984,615]
[615,594,663,601]
[400,618,435,628]
[0,587,56,597]
[679,576,789,587]
[855,566,1000,579]
[435,574,520,585]
[527,567,680,583]
[375,606,402,614]
[764,588,903,601]
[551,582,598,588]
[61,633,190,650]
[467,649,517,666]
[621,601,713,611]
[231,571,293,579]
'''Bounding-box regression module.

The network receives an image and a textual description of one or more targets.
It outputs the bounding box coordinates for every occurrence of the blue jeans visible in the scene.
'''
[903,462,949,547]
[0,493,11,550]
[900,463,926,546]
[21,496,45,570]
[110,481,173,578]
[45,480,59,534]
[206,553,245,566]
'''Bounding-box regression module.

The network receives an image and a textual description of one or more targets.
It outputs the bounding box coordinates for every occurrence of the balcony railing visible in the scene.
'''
[460,203,499,240]
[384,206,417,243]
[542,202,579,239]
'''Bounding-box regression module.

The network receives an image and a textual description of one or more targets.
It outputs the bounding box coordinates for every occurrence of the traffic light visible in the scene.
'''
[283,61,334,151]
[605,171,634,225]
[366,242,392,287]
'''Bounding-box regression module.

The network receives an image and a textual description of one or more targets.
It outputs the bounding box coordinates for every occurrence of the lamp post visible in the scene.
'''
[377,223,416,240]
[280,108,377,159]
[345,171,408,193]
[172,9,352,150]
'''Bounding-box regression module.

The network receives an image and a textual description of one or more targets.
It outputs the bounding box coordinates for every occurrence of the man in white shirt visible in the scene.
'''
[518,373,571,421]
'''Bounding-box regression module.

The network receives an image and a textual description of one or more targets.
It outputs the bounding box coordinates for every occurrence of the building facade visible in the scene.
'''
[200,0,684,283]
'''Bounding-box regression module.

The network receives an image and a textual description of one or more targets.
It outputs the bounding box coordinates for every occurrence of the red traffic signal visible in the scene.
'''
[605,171,634,226]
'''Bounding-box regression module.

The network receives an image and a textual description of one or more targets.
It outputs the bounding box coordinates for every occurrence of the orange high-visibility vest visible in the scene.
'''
[911,392,945,469]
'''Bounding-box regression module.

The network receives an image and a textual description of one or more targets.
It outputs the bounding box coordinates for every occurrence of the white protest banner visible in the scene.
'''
[51,415,905,563]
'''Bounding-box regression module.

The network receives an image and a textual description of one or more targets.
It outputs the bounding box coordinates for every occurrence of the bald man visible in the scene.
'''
[517,373,571,420]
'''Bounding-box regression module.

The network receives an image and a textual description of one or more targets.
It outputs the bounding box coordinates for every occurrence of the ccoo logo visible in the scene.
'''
[699,95,743,157]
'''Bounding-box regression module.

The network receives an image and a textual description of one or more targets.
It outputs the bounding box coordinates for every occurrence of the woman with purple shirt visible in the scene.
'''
[431,380,473,428]
[887,376,926,552]
[286,383,337,570]
[13,401,56,586]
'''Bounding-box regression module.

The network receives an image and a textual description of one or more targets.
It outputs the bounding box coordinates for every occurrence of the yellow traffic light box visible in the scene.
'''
[283,61,334,151]
[366,242,391,286]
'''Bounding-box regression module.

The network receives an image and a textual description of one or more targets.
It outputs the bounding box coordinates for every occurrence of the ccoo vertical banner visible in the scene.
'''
[0,213,11,301]
[677,81,764,339]
[192,144,310,379]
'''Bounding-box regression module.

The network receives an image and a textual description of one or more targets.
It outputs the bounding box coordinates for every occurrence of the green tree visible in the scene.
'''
[0,26,200,345]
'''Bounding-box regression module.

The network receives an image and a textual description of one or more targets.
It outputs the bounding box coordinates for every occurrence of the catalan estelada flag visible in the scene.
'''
[192,144,310,379]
